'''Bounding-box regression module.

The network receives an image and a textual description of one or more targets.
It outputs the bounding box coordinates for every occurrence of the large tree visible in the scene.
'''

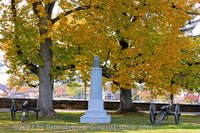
[0,0,199,114]
[70,0,199,112]
[0,0,106,115]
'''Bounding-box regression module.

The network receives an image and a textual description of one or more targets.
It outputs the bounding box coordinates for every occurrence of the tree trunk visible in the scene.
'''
[117,88,137,113]
[170,94,174,112]
[38,35,56,115]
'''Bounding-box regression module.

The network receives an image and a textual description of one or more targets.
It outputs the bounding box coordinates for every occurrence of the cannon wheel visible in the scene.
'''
[36,111,39,120]
[157,110,166,126]
[150,103,157,124]
[175,103,181,124]
[11,99,16,120]
[36,99,40,120]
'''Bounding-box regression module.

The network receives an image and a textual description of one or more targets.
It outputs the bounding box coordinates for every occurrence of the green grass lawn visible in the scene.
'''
[0,111,200,133]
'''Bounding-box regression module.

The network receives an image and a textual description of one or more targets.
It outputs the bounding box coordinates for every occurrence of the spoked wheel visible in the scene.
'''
[157,111,166,126]
[150,103,157,124]
[36,99,40,120]
[175,103,181,124]
[11,99,16,120]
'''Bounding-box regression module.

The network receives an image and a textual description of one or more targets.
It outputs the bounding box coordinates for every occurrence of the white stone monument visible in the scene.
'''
[80,56,111,123]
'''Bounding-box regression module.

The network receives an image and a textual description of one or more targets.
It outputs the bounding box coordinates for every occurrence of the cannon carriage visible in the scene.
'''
[149,102,181,125]
[11,99,40,122]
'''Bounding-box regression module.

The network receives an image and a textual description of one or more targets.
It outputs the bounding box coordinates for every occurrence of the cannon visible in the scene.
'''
[11,99,40,122]
[149,102,181,125]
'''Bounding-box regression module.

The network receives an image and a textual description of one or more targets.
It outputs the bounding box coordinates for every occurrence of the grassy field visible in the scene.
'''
[0,111,200,133]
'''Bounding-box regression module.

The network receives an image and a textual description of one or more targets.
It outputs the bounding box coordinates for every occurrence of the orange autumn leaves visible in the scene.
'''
[0,0,199,97]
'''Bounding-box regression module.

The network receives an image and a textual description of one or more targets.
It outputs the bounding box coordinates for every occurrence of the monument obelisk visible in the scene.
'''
[80,56,111,123]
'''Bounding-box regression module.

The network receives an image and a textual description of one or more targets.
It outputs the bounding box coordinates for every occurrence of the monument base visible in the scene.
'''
[80,100,111,123]
[80,112,111,123]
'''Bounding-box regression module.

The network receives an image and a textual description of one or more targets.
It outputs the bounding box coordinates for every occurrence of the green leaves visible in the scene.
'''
[0,0,199,96]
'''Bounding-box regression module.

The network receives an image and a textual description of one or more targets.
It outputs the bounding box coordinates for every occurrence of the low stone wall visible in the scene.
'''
[0,98,199,112]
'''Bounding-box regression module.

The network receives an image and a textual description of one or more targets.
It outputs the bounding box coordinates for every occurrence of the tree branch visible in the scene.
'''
[56,64,75,71]
[23,77,38,88]
[185,11,199,15]
[51,5,91,24]
[24,61,39,76]
[113,81,120,87]
[11,0,17,19]
[45,1,56,19]
[11,0,39,76]
[187,62,200,66]
[171,2,199,15]
[104,50,110,67]
[180,25,195,32]
[102,66,120,87]
[102,66,113,79]
[32,0,43,18]
[170,74,178,86]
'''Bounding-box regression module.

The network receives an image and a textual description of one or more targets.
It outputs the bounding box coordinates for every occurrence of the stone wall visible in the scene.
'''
[0,98,200,112]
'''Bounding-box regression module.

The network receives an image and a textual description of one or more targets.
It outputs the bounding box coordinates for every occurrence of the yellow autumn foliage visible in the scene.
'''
[0,0,199,97]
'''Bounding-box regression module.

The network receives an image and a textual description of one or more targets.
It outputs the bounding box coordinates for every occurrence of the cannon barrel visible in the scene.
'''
[21,101,29,122]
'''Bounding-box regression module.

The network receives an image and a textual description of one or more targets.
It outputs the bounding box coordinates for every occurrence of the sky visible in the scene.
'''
[0,1,200,85]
